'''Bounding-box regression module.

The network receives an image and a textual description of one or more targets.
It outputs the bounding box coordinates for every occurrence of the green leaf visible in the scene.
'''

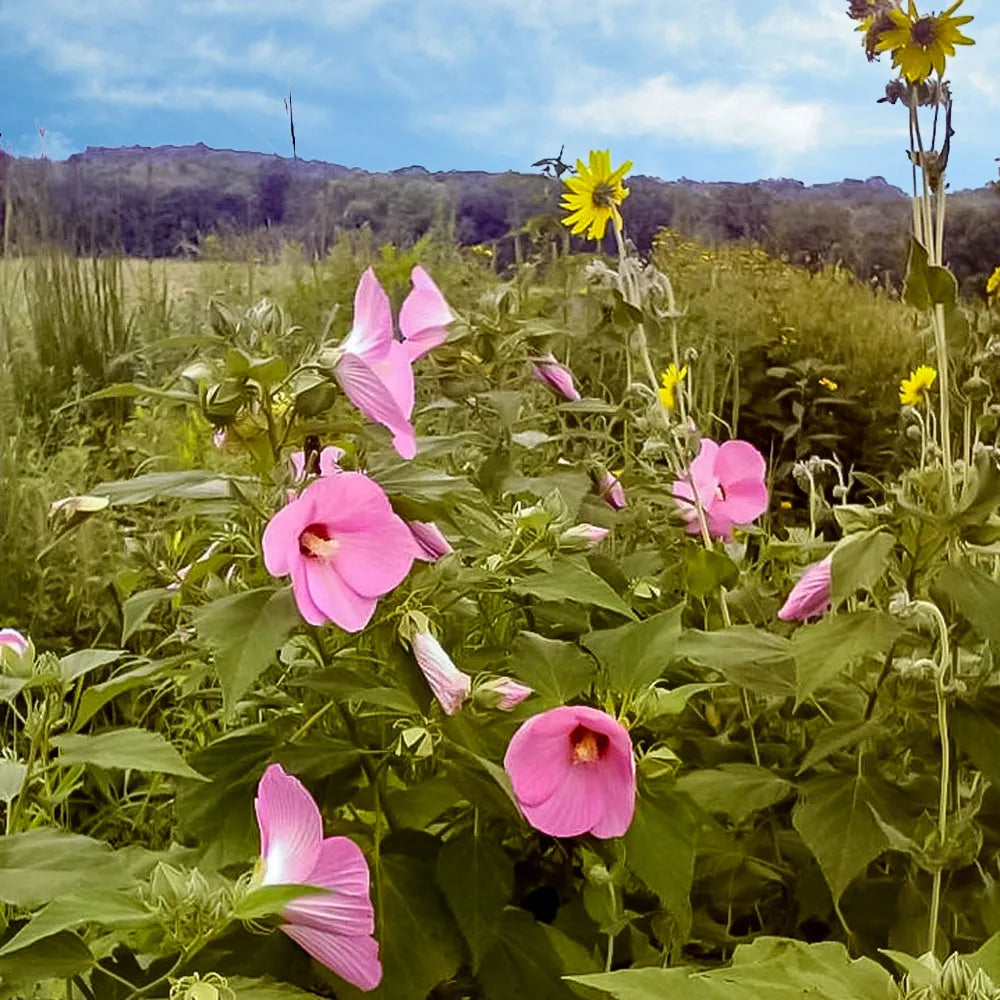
[792,773,904,901]
[830,529,894,606]
[193,587,302,710]
[512,559,636,620]
[0,829,133,907]
[677,765,794,824]
[581,606,684,692]
[792,611,904,706]
[226,980,325,999]
[677,626,795,697]
[233,884,330,920]
[0,931,93,985]
[52,727,207,780]
[58,648,126,684]
[92,469,240,504]
[73,660,167,731]
[0,760,26,804]
[953,692,1000,789]
[685,549,739,601]
[121,587,175,643]
[938,561,1000,648]
[506,631,597,704]
[903,236,959,310]
[437,835,515,969]
[796,720,883,775]
[0,892,151,956]
[636,682,722,722]
[624,791,699,941]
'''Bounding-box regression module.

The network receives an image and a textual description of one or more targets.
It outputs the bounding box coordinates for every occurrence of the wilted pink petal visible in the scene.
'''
[262,473,414,632]
[291,446,345,482]
[400,266,454,361]
[560,524,610,549]
[532,353,581,402]
[673,438,768,541]
[504,705,636,839]
[254,765,382,991]
[599,472,627,511]
[408,521,453,561]
[412,631,471,715]
[778,555,833,622]
[0,629,28,657]
[480,676,534,710]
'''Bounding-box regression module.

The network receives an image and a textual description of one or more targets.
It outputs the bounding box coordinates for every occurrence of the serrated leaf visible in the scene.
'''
[512,559,636,619]
[193,587,302,710]
[52,727,206,780]
[505,632,597,704]
[581,605,684,692]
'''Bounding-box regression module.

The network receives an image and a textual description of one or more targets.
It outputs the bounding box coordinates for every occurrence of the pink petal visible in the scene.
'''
[0,629,29,657]
[262,493,315,578]
[285,837,375,934]
[689,438,721,485]
[300,558,380,632]
[408,521,453,562]
[504,706,581,806]
[290,451,307,482]
[288,557,339,627]
[318,446,345,477]
[282,923,382,992]
[335,353,417,460]
[519,764,605,838]
[586,751,637,838]
[255,764,323,886]
[718,477,769,525]
[329,517,415,598]
[600,472,627,510]
[371,341,416,421]
[532,354,581,402]
[483,677,534,710]
[341,268,392,360]
[306,474,394,532]
[705,509,736,542]
[399,266,453,361]
[715,440,766,490]
[412,631,472,715]
[778,556,833,622]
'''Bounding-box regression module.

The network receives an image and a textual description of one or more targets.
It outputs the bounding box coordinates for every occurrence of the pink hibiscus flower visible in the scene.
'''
[532,353,581,402]
[411,631,471,715]
[0,629,28,657]
[778,555,833,621]
[254,764,381,991]
[334,267,453,461]
[672,438,768,542]
[504,705,636,839]
[408,520,453,562]
[290,445,344,481]
[262,473,414,632]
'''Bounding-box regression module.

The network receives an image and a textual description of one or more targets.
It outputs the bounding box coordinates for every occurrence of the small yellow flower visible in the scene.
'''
[899,364,937,406]
[780,500,793,510]
[819,377,838,392]
[987,265,1000,300]
[876,0,974,84]
[560,150,634,242]
[657,363,688,411]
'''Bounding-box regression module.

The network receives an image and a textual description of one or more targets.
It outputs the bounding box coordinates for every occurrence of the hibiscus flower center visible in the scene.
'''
[300,524,339,559]
[569,725,610,764]
[910,16,938,47]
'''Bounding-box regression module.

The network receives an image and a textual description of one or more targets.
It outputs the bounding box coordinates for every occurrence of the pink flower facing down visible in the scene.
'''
[334,267,453,460]
[408,520,453,562]
[254,764,381,991]
[263,473,414,632]
[480,676,534,710]
[599,472,627,511]
[290,445,345,482]
[504,705,636,839]
[411,631,471,715]
[0,629,28,657]
[532,353,581,402]
[778,555,833,622]
[672,438,768,542]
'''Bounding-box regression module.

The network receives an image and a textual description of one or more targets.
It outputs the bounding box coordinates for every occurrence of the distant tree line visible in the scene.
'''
[1,147,998,294]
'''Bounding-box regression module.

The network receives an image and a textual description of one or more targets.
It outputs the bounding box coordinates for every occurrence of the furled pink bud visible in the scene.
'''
[408,521,454,562]
[599,472,627,510]
[478,677,534,710]
[532,353,581,402]
[0,629,29,657]
[412,631,472,715]
[559,523,610,549]
[778,555,832,622]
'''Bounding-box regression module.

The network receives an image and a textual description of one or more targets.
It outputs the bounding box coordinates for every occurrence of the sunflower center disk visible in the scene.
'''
[911,17,938,47]
[300,526,340,559]
[591,183,616,209]
[569,725,610,764]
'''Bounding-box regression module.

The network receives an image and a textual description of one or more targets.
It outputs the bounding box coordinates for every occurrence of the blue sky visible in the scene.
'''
[1,0,997,191]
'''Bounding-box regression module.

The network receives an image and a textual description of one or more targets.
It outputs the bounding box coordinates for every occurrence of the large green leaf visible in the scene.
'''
[792,773,905,901]
[58,647,126,684]
[0,760,26,804]
[506,632,597,704]
[52,727,206,780]
[938,561,1000,648]
[581,606,684,692]
[437,834,515,969]
[677,627,794,697]
[830,529,895,606]
[903,236,957,310]
[792,611,904,705]
[512,559,636,620]
[92,469,239,504]
[226,980,326,999]
[953,692,1000,789]
[677,765,793,825]
[0,931,93,986]
[193,586,302,710]
[624,791,698,941]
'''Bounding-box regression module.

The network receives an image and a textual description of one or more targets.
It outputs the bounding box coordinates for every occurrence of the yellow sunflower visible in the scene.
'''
[818,377,839,392]
[657,363,688,411]
[560,150,634,242]
[876,0,974,84]
[987,265,1000,300]
[899,364,937,406]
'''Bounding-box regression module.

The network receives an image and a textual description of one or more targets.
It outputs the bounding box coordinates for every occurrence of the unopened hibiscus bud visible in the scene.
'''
[408,521,453,561]
[476,677,534,710]
[532,353,581,401]
[411,631,471,715]
[0,629,29,658]
[598,471,627,510]
[778,556,832,622]
[559,524,610,550]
